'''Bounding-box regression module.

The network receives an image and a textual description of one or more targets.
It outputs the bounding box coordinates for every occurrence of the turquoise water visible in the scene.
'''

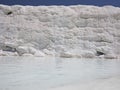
[0,57,120,90]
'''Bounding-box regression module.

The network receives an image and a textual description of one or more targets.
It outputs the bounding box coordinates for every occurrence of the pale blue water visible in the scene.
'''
[0,57,120,90]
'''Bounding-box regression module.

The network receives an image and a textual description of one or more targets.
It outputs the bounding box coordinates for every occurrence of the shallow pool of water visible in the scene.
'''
[0,57,120,90]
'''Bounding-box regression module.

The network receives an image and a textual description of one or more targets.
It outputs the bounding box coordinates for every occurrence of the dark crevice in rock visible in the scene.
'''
[6,11,13,15]
[2,46,16,52]
[96,51,105,56]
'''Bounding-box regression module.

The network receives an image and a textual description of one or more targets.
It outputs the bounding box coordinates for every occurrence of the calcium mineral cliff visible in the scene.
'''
[0,5,120,58]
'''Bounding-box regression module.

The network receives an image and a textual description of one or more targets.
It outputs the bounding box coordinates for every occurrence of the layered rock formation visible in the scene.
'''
[0,5,120,58]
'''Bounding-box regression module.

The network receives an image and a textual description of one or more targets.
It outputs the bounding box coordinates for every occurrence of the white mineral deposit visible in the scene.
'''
[0,4,120,90]
[0,5,120,59]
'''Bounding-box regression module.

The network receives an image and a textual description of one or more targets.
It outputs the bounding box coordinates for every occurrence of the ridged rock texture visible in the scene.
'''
[0,5,120,58]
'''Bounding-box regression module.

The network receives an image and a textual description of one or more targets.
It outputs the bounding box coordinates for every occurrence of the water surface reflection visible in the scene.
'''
[0,57,120,90]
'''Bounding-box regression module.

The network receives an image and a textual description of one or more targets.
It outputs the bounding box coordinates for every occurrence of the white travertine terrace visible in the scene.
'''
[0,5,120,58]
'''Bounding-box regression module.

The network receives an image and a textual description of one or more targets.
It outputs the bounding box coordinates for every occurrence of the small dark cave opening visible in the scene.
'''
[6,11,13,15]
[96,51,105,56]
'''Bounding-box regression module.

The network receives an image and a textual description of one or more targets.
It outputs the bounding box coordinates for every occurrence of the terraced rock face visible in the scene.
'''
[0,5,120,58]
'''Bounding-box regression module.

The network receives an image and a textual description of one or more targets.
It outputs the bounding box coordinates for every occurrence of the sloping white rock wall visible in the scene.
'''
[0,5,120,58]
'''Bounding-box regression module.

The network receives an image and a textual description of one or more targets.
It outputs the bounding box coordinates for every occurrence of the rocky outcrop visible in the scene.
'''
[0,5,120,58]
